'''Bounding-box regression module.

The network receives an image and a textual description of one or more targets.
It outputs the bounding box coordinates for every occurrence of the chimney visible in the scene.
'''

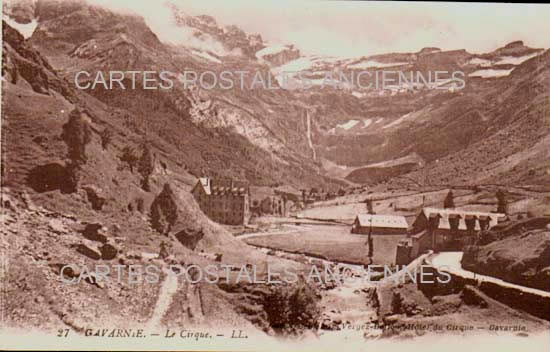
[428,213,441,230]
[465,215,477,235]
[478,216,490,231]
[428,213,441,252]
[366,199,375,214]
[448,214,461,233]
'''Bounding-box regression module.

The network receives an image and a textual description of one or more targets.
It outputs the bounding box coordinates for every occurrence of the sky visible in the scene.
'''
[84,0,550,57]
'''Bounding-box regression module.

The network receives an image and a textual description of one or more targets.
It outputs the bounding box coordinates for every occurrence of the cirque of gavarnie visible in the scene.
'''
[2,0,550,341]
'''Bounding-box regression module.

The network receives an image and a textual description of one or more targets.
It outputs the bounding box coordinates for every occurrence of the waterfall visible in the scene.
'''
[306,110,316,160]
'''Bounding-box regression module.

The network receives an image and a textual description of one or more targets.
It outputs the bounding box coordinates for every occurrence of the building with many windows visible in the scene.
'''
[191,177,250,225]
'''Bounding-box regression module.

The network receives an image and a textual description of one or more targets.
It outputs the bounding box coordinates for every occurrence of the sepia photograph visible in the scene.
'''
[1,0,549,351]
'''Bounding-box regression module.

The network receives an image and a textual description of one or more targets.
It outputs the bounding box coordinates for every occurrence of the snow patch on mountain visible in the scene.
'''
[468,52,542,68]
[170,26,231,56]
[3,16,37,39]
[270,57,317,87]
[191,50,221,63]
[337,120,360,130]
[362,119,373,129]
[469,68,514,78]
[277,57,316,73]
[468,57,492,67]
[256,44,288,59]
[347,60,409,69]
[495,52,541,65]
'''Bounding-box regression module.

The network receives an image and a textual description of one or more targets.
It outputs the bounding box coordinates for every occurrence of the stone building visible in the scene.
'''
[250,186,289,217]
[411,207,505,251]
[259,196,287,216]
[191,177,250,225]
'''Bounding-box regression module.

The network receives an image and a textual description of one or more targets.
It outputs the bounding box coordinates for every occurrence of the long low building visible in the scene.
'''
[351,214,409,235]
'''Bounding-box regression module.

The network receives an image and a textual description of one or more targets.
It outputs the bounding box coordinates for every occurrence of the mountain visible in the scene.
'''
[170,5,266,59]
[2,0,35,23]
[280,44,548,186]
[8,0,341,191]
[3,0,550,335]
[2,16,311,334]
[3,0,550,191]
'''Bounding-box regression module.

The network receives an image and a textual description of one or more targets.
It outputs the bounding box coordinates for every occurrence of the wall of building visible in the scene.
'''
[352,226,407,235]
[395,244,412,266]
[192,186,249,225]
[411,230,431,258]
[432,229,476,251]
[250,195,288,217]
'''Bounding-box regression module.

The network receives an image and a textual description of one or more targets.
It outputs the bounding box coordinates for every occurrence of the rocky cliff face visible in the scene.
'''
[256,44,301,67]
[11,0,333,189]
[170,5,265,58]
[462,229,550,291]
[4,0,550,189]
[2,19,76,99]
[2,16,287,331]
[2,0,36,23]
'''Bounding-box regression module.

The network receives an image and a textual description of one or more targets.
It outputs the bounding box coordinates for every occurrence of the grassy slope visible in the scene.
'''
[244,226,404,266]
[0,21,303,333]
[462,231,550,291]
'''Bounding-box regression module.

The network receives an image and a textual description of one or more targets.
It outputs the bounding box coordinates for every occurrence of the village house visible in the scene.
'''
[397,207,506,265]
[351,214,409,235]
[250,186,289,217]
[274,185,302,204]
[191,177,250,225]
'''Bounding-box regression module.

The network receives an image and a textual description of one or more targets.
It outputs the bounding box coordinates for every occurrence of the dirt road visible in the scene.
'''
[430,252,550,298]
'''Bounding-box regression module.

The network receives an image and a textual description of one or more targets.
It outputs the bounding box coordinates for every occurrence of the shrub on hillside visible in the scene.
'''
[262,282,321,335]
[120,146,139,172]
[61,108,92,167]
[150,183,178,235]
[391,290,404,314]
[100,128,113,150]
[496,189,508,214]
[443,190,455,209]
[138,144,154,191]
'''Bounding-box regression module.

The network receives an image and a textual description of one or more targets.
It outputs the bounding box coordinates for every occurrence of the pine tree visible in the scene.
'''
[61,108,92,167]
[366,199,375,214]
[444,190,455,209]
[121,146,139,172]
[496,189,508,214]
[150,183,179,235]
[138,144,154,191]
[100,128,113,150]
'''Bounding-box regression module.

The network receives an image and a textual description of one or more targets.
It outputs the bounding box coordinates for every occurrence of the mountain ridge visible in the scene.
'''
[3,0,550,189]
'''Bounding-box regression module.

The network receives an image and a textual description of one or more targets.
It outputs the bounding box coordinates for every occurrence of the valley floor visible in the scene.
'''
[242,224,403,266]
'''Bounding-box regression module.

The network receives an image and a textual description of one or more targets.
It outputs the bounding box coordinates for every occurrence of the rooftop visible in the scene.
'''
[421,207,505,231]
[355,214,409,229]
[197,177,249,196]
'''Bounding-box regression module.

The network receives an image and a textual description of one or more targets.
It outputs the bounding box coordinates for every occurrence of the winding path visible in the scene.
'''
[147,268,179,329]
